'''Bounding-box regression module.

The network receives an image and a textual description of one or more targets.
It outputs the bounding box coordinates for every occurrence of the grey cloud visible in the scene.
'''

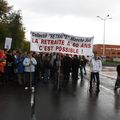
[13,0,119,18]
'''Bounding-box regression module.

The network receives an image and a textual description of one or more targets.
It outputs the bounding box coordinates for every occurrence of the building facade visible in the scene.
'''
[93,44,120,61]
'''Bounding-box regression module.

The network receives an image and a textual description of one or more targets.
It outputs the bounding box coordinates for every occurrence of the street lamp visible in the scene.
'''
[97,15,112,58]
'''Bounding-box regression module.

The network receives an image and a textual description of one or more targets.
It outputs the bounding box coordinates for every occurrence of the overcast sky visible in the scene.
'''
[8,0,120,45]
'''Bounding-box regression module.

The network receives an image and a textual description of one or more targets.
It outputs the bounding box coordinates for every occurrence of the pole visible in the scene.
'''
[97,15,112,59]
[57,54,61,91]
[103,19,105,57]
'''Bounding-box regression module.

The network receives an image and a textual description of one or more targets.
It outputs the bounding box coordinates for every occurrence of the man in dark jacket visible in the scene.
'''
[115,64,120,90]
[71,55,80,86]
[62,54,71,88]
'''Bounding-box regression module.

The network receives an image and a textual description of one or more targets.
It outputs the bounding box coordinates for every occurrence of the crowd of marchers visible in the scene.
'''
[1,49,120,93]
[0,50,90,90]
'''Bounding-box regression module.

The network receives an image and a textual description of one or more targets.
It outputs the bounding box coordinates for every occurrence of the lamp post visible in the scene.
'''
[97,15,112,58]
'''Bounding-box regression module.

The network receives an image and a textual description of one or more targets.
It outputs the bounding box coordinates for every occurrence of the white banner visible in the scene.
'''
[4,37,12,50]
[30,31,94,56]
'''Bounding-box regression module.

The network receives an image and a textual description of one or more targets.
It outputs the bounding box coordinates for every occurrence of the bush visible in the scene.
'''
[102,61,119,66]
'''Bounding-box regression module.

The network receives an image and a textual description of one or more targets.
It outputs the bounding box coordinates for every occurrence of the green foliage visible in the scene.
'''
[0,0,12,22]
[22,41,30,51]
[0,0,27,51]
[0,22,11,48]
[102,61,120,66]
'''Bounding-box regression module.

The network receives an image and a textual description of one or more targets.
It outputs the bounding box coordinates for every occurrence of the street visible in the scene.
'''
[0,67,120,120]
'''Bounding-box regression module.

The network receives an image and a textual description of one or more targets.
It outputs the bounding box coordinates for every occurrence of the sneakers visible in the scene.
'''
[89,88,100,93]
[25,87,28,90]
[84,73,87,75]
[25,86,35,90]
[96,89,100,93]
[89,88,92,92]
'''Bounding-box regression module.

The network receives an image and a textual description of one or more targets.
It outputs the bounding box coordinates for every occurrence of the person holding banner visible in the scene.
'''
[81,55,88,75]
[62,54,71,88]
[79,55,84,81]
[43,53,51,84]
[23,52,37,89]
[71,55,80,87]
[49,53,56,83]
[52,53,62,90]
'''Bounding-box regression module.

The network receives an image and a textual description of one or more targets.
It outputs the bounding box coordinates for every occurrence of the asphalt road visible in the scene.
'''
[0,70,120,120]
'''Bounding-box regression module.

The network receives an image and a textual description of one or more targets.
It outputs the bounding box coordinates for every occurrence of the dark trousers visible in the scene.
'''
[50,67,55,83]
[0,72,5,85]
[79,67,83,80]
[5,66,14,81]
[115,75,120,87]
[62,72,70,88]
[90,72,100,90]
[24,72,35,87]
[53,71,63,90]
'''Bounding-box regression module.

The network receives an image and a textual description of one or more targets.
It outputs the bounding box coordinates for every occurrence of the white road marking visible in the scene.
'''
[100,85,114,95]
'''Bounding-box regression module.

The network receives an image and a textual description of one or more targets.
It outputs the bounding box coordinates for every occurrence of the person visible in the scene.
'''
[79,55,84,81]
[52,54,62,90]
[62,54,71,88]
[0,50,6,85]
[23,52,37,89]
[114,64,120,90]
[49,53,56,83]
[5,50,15,81]
[15,51,24,85]
[89,56,102,92]
[42,53,51,84]
[81,55,88,75]
[71,55,80,86]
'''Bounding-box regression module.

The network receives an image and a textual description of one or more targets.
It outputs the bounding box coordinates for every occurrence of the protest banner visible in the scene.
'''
[30,31,94,56]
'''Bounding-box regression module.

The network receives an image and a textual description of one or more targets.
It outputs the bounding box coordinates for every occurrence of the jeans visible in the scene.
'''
[43,68,49,83]
[90,72,100,90]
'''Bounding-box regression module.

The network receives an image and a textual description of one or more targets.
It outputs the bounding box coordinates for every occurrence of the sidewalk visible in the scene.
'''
[86,66,117,79]
[101,66,117,79]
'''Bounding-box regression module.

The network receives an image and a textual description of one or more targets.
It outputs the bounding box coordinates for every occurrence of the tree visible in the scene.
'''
[0,0,27,51]
[0,0,12,22]
[8,10,25,50]
[22,41,30,51]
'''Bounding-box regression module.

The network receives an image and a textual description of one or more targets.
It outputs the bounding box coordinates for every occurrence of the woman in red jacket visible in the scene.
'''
[0,50,6,85]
